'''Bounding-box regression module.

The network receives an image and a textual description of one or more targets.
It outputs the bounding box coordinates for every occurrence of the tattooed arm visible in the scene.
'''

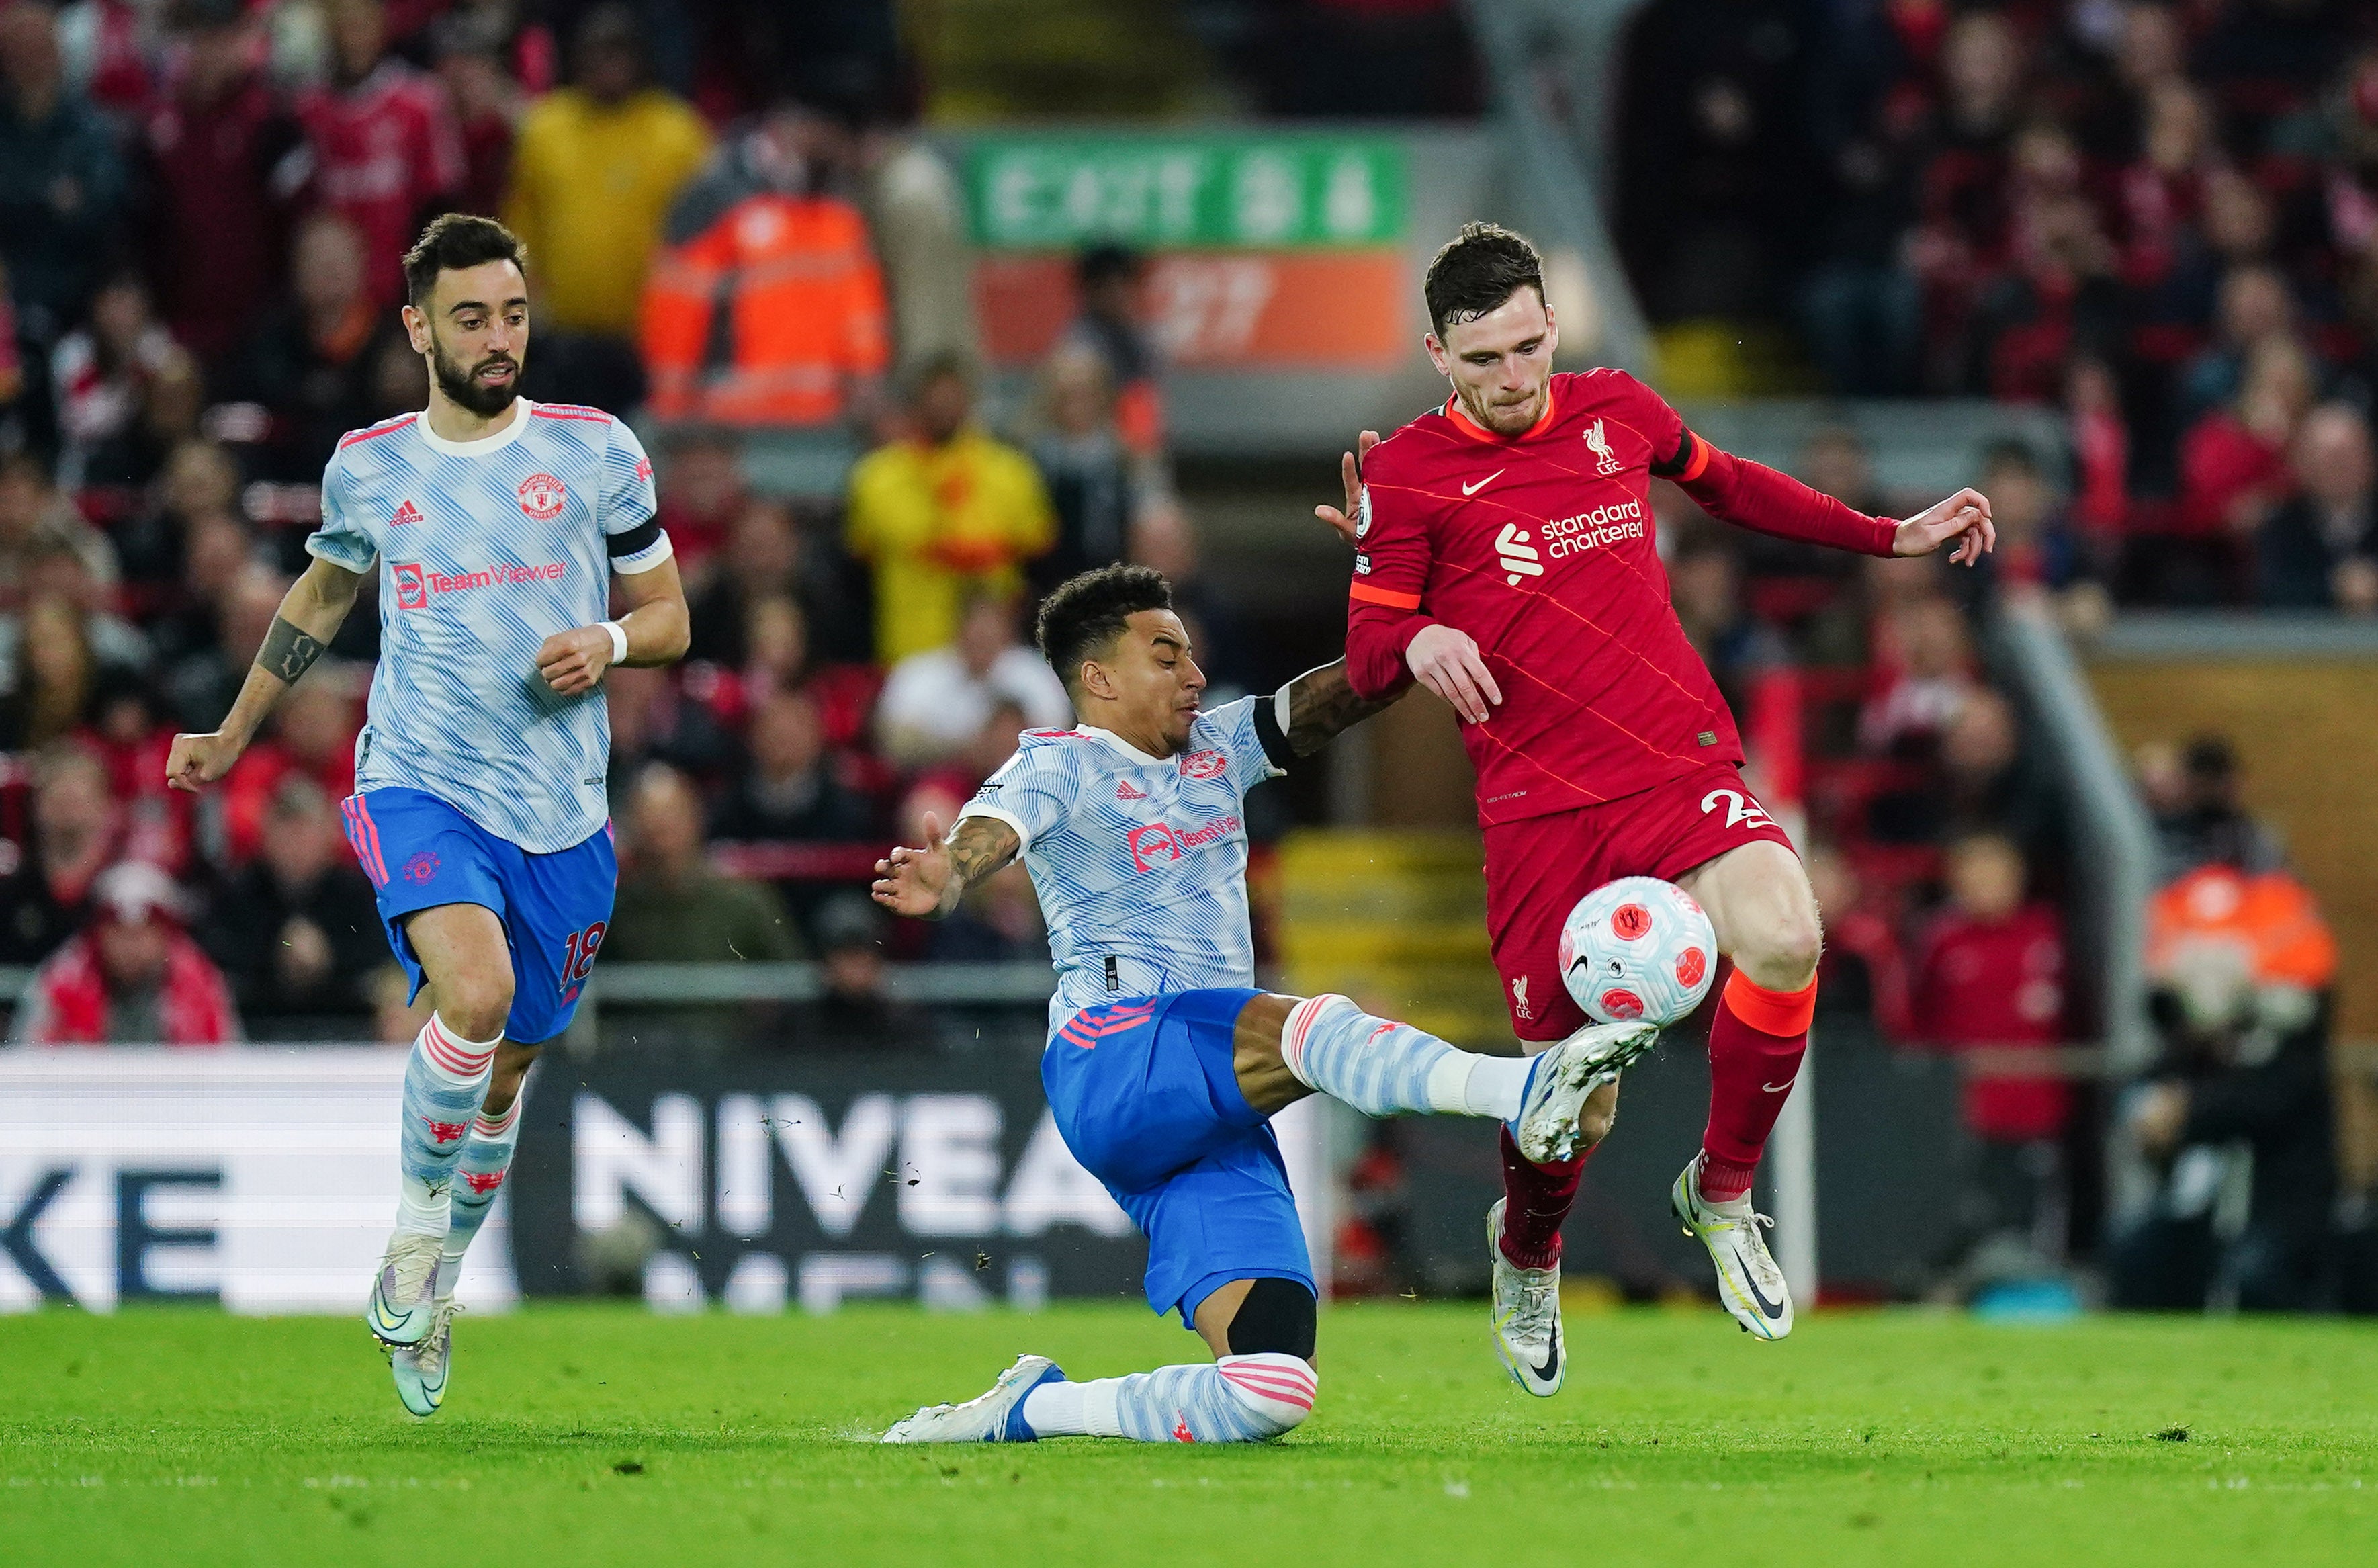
[1253,659,1403,763]
[165,556,365,793]
[872,811,1023,920]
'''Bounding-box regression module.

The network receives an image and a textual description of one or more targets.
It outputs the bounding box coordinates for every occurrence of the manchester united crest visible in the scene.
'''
[517,472,567,520]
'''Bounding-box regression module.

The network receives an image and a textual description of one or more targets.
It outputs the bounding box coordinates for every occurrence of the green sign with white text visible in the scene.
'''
[966,136,1407,250]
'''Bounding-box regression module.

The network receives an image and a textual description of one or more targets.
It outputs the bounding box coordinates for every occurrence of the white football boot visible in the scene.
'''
[1671,1156,1792,1340]
[1487,1199,1564,1397]
[391,1299,456,1417]
[1510,1018,1659,1163]
[364,1231,444,1348]
[881,1354,1067,1443]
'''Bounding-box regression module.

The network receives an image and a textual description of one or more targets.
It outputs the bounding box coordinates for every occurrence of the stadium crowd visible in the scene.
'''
[0,0,1214,1043]
[1622,0,2378,612]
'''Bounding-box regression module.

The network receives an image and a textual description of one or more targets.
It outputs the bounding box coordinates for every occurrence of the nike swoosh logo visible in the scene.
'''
[1461,470,1505,496]
[1741,1259,1787,1320]
[1762,1080,1796,1093]
[1533,1331,1560,1383]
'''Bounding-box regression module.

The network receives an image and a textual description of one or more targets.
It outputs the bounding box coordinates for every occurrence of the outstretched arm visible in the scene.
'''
[1662,430,1996,566]
[1268,660,1401,758]
[872,811,1022,920]
[165,556,365,793]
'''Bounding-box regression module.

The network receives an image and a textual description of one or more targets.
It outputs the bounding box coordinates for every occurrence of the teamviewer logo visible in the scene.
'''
[392,562,428,610]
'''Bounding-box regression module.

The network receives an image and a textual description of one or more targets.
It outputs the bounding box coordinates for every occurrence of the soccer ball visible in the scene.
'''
[1557,877,1718,1027]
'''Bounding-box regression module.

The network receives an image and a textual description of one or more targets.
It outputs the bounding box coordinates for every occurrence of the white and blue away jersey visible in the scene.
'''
[306,399,670,853]
[959,697,1286,1039]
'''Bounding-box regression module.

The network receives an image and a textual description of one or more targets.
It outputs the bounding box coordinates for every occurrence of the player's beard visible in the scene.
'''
[428,336,524,419]
[1460,380,1546,436]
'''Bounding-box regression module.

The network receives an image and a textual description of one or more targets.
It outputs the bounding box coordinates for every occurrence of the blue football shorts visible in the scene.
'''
[1041,987,1313,1327]
[341,786,617,1045]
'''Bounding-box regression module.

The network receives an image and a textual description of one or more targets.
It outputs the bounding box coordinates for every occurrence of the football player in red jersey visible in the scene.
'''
[1313,224,1993,1387]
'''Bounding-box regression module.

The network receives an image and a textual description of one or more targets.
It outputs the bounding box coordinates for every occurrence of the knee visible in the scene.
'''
[439,969,515,1044]
[1737,898,1822,991]
[1217,1353,1317,1439]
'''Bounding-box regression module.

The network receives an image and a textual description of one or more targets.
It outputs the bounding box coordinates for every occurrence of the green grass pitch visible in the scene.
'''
[5,1303,2373,1567]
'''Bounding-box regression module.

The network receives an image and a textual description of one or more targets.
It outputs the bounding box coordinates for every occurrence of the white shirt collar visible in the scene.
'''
[1075,724,1170,767]
[416,397,531,456]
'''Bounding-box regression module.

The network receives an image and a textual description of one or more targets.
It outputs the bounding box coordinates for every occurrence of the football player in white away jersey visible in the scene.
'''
[165,214,689,1416]
[867,565,1659,1445]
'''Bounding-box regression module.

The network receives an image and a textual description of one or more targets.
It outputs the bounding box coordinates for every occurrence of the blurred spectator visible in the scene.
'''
[2064,355,2131,552]
[202,775,381,1025]
[650,427,748,573]
[1906,832,2071,1277]
[138,0,305,367]
[0,744,116,963]
[2167,328,2309,599]
[0,594,116,749]
[0,1,128,380]
[506,4,707,343]
[800,889,924,1044]
[1859,595,1977,757]
[2176,264,2297,432]
[1026,342,1141,597]
[147,509,257,672]
[109,438,234,609]
[1669,539,1787,716]
[1966,438,2079,596]
[1870,685,2066,865]
[874,593,1069,769]
[846,354,1055,664]
[294,0,466,309]
[2113,861,2338,1310]
[642,101,887,426]
[710,689,875,843]
[685,498,869,668]
[79,672,192,873]
[2152,734,2286,879]
[165,563,284,731]
[12,860,240,1045]
[224,212,392,483]
[2257,402,2378,612]
[48,271,183,490]
[0,451,116,610]
[429,5,525,219]
[603,763,803,963]
[214,670,359,866]
[1061,243,1164,457]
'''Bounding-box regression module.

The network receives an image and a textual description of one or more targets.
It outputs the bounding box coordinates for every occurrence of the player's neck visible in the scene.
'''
[423,390,525,445]
[1078,708,1176,760]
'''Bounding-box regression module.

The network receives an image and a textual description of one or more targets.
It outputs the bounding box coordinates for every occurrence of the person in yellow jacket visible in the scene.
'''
[502,7,710,339]
[847,354,1057,665]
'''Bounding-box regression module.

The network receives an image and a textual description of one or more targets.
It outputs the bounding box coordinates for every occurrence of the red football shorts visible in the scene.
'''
[1483,761,1796,1043]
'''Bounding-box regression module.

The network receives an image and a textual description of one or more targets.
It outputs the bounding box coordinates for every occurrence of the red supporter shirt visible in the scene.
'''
[296,61,466,307]
[1909,900,2069,1142]
[1346,369,1899,824]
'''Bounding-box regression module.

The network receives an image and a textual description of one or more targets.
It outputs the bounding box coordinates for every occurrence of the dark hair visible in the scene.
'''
[1034,564,1172,694]
[1979,437,2041,477]
[1077,243,1144,290]
[900,348,974,401]
[1424,222,1545,339]
[401,214,529,309]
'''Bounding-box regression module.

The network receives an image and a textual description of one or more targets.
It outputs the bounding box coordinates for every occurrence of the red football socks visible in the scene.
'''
[1698,969,1816,1203]
[1495,1123,1591,1271]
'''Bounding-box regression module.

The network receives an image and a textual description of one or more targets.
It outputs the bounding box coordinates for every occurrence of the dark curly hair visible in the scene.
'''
[1423,222,1544,339]
[402,213,529,309]
[1034,564,1173,696]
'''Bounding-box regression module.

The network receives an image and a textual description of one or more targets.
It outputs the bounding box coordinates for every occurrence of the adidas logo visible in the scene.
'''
[391,500,423,526]
[1496,522,1544,586]
[1116,781,1147,801]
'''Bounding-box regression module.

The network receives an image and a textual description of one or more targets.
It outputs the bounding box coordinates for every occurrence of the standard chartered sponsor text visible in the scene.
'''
[1540,499,1646,558]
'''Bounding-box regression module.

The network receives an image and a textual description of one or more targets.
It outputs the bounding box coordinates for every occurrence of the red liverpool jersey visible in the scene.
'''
[1345,369,1898,826]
